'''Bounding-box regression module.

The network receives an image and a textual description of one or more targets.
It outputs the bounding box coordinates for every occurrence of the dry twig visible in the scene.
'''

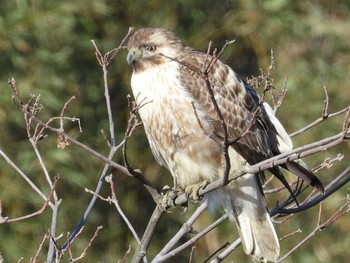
[69,226,103,262]
[276,195,350,262]
[0,176,59,224]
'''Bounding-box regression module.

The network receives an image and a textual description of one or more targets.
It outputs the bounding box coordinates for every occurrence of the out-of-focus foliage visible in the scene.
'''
[0,0,349,262]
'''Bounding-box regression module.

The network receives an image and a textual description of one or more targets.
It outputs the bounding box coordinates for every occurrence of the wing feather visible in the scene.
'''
[176,51,271,165]
[174,50,323,194]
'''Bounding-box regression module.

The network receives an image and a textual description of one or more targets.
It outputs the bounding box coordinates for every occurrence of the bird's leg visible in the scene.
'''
[184,180,209,203]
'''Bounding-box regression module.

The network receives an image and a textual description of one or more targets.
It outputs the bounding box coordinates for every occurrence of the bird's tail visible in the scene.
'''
[214,173,279,262]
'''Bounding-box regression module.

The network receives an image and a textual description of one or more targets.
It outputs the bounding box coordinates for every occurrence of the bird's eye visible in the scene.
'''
[146,45,156,52]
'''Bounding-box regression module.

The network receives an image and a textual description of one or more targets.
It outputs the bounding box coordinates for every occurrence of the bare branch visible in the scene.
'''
[154,201,208,260]
[270,166,350,216]
[123,95,144,174]
[0,147,48,202]
[312,154,344,173]
[290,105,350,138]
[91,27,134,67]
[118,245,132,263]
[132,206,164,263]
[154,206,228,263]
[279,228,302,241]
[276,195,350,262]
[7,82,153,188]
[59,96,76,130]
[274,79,288,112]
[60,29,140,254]
[31,234,48,263]
[322,86,329,117]
[56,226,86,261]
[210,238,241,263]
[205,39,236,73]
[264,179,299,195]
[70,226,103,262]
[188,246,196,263]
[0,176,59,223]
[85,175,143,246]
[8,77,23,106]
[203,243,230,263]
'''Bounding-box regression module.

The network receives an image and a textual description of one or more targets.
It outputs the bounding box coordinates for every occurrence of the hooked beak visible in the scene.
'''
[127,48,142,65]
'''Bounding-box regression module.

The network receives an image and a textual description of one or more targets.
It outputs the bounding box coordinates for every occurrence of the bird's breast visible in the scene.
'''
[130,63,223,187]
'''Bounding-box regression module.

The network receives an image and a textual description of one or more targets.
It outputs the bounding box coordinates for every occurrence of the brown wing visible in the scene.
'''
[174,50,324,194]
[175,50,273,165]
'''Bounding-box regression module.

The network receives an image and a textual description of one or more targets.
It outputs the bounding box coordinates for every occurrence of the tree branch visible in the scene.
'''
[276,195,350,262]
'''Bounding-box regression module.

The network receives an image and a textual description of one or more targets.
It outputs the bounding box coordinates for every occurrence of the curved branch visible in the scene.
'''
[290,106,349,138]
[270,166,350,216]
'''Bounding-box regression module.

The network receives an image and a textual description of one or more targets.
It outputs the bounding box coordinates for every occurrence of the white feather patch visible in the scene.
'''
[263,102,293,152]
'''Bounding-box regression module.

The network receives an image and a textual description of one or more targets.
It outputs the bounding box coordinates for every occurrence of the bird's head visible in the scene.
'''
[127,28,183,72]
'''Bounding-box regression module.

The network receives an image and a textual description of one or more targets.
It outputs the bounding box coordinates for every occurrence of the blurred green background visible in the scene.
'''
[0,0,349,262]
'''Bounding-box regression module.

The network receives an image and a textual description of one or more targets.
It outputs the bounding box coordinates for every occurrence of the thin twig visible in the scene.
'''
[264,179,299,194]
[56,226,86,261]
[188,246,196,263]
[8,78,23,105]
[290,106,349,137]
[202,71,231,185]
[123,95,144,174]
[312,154,344,173]
[0,175,59,223]
[70,226,103,262]
[0,148,49,203]
[30,233,48,263]
[91,27,134,67]
[279,228,302,241]
[274,78,288,112]
[59,96,76,130]
[85,175,142,246]
[118,245,132,263]
[276,195,350,262]
[29,137,59,202]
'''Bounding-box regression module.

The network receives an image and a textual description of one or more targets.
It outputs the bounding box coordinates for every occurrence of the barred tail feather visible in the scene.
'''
[236,209,279,262]
[217,173,280,262]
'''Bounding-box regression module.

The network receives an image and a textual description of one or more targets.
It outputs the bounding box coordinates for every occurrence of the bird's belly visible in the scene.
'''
[142,102,223,188]
[132,82,222,186]
[131,64,229,188]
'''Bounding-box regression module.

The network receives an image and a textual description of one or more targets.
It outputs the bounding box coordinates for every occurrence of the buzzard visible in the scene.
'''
[126,28,323,262]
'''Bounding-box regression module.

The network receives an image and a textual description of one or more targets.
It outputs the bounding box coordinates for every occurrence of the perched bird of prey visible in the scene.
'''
[127,28,323,262]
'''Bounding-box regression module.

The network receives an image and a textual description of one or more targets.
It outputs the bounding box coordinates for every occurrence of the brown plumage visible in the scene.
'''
[127,28,323,262]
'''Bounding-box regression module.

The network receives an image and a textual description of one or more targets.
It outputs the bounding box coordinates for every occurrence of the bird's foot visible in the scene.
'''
[159,180,208,210]
[185,180,209,203]
[160,185,184,210]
